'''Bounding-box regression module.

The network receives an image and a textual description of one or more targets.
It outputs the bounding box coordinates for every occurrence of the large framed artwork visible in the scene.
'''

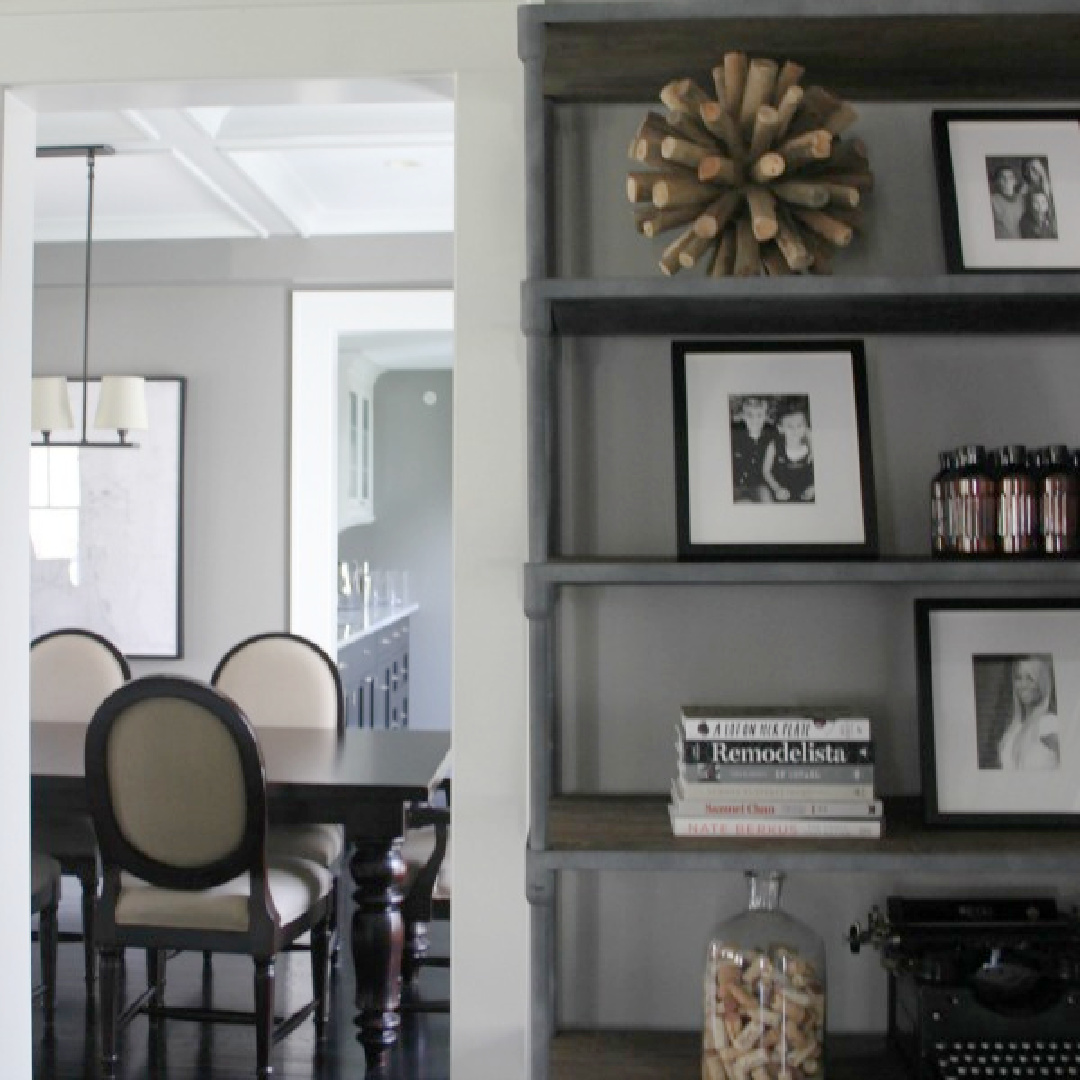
[932,109,1080,272]
[916,598,1080,826]
[672,340,877,559]
[30,376,186,659]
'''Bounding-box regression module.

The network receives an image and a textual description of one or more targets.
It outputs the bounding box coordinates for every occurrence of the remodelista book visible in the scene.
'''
[680,761,874,785]
[680,739,874,766]
[673,777,875,802]
[669,783,883,819]
[668,805,883,839]
[680,706,871,742]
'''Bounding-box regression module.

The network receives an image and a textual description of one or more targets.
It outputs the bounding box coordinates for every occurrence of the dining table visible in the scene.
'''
[31,720,452,1071]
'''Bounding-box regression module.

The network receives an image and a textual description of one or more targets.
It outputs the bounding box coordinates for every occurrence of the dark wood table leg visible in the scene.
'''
[349,835,408,1070]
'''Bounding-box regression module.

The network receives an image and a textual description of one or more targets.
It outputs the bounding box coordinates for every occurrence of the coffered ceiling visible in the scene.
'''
[33,76,454,242]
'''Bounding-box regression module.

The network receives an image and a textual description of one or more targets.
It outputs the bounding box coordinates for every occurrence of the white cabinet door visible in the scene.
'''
[338,355,375,527]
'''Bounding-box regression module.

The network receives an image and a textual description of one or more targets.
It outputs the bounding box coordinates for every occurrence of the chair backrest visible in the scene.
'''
[211,632,344,733]
[30,628,130,724]
[85,675,267,892]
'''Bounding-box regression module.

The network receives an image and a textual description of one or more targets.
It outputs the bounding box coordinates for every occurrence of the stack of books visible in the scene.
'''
[669,705,883,838]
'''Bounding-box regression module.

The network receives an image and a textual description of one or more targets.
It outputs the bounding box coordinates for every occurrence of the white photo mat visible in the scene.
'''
[921,604,1080,821]
[677,344,873,552]
[30,377,185,659]
[937,112,1080,270]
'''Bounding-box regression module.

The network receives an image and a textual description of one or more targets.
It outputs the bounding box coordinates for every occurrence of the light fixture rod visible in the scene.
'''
[81,147,95,440]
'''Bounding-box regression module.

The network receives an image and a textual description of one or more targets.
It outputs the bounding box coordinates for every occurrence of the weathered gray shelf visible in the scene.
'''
[550,1031,905,1080]
[528,795,1080,873]
[522,277,1080,336]
[520,2,1080,104]
[526,557,1080,592]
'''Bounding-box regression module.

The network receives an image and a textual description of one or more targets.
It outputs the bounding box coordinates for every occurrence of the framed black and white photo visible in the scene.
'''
[30,376,186,659]
[672,340,877,559]
[916,598,1080,826]
[932,109,1080,272]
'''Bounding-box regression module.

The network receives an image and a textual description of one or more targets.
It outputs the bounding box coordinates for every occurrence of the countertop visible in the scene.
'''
[337,602,418,649]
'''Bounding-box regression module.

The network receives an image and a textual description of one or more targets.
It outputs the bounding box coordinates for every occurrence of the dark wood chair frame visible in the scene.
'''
[31,626,132,993]
[210,630,347,960]
[85,674,332,1080]
[31,856,60,1022]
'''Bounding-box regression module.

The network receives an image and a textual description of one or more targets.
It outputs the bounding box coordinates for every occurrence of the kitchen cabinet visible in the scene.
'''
[338,605,414,729]
[338,353,375,528]
[519,3,1080,1078]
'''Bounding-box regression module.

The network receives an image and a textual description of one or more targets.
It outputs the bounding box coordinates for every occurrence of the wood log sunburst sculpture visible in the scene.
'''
[627,53,873,277]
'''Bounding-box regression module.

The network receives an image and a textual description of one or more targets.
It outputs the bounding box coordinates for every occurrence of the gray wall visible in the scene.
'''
[339,369,453,730]
[549,99,1080,1030]
[32,233,453,681]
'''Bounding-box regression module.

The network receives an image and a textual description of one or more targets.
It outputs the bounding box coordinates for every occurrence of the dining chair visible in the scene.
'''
[85,674,333,1080]
[31,627,131,991]
[31,850,62,1021]
[210,632,346,945]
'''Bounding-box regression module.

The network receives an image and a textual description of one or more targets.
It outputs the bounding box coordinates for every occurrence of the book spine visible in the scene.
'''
[680,762,874,784]
[675,781,876,802]
[680,717,871,741]
[680,739,873,766]
[668,809,882,839]
[670,791,883,820]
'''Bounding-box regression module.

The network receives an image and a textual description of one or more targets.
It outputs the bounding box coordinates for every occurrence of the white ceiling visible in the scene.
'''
[33,76,455,242]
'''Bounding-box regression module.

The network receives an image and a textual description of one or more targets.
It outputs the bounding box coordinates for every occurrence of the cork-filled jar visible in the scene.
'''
[702,871,826,1080]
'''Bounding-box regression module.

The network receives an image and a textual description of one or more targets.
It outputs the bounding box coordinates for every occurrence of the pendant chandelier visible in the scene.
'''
[31,145,148,447]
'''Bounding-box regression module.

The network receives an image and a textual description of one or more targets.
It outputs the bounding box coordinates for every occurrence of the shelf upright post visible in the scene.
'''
[521,9,559,1078]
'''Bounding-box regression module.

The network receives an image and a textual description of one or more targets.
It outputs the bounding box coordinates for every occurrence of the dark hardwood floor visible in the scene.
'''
[33,889,450,1080]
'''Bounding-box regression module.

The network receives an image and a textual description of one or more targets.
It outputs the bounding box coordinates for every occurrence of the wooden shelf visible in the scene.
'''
[528,795,1080,872]
[522,277,1080,336]
[520,3,1080,104]
[550,1030,906,1080]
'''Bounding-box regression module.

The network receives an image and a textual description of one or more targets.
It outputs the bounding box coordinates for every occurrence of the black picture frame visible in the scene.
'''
[30,376,186,659]
[916,597,1080,827]
[932,108,1080,273]
[672,339,877,560]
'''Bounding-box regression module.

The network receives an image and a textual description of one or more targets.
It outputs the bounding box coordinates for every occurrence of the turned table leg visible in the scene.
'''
[349,836,408,1070]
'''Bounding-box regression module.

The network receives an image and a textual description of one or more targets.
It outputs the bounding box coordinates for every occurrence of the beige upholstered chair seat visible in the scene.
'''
[116,858,333,932]
[401,825,452,901]
[266,824,344,867]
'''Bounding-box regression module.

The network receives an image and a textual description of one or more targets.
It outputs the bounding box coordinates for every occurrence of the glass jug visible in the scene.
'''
[702,871,826,1080]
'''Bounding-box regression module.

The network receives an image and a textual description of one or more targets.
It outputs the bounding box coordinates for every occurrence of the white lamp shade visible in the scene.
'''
[31,376,74,435]
[95,375,148,433]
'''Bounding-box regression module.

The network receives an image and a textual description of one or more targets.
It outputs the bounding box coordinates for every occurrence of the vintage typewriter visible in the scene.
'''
[848,895,1080,1080]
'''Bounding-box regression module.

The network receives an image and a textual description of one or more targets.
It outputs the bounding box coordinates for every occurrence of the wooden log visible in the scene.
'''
[627,171,661,204]
[652,173,722,210]
[779,129,833,170]
[722,52,749,121]
[762,244,792,277]
[749,151,785,184]
[693,190,742,239]
[678,229,715,269]
[825,138,869,172]
[665,108,715,148]
[660,78,711,116]
[733,215,762,277]
[628,137,664,169]
[827,205,867,232]
[801,228,836,275]
[792,207,854,247]
[739,58,778,135]
[628,112,678,167]
[635,204,701,238]
[697,154,739,186]
[699,100,744,160]
[816,169,874,192]
[801,85,843,122]
[823,101,860,136]
[774,208,812,272]
[659,225,697,275]
[773,59,805,105]
[661,135,711,169]
[748,105,780,161]
[708,225,737,278]
[821,182,861,208]
[746,186,779,242]
[772,181,831,209]
[774,84,804,143]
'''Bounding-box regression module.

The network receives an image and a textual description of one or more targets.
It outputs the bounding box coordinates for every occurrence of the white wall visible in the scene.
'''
[0,5,526,1079]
